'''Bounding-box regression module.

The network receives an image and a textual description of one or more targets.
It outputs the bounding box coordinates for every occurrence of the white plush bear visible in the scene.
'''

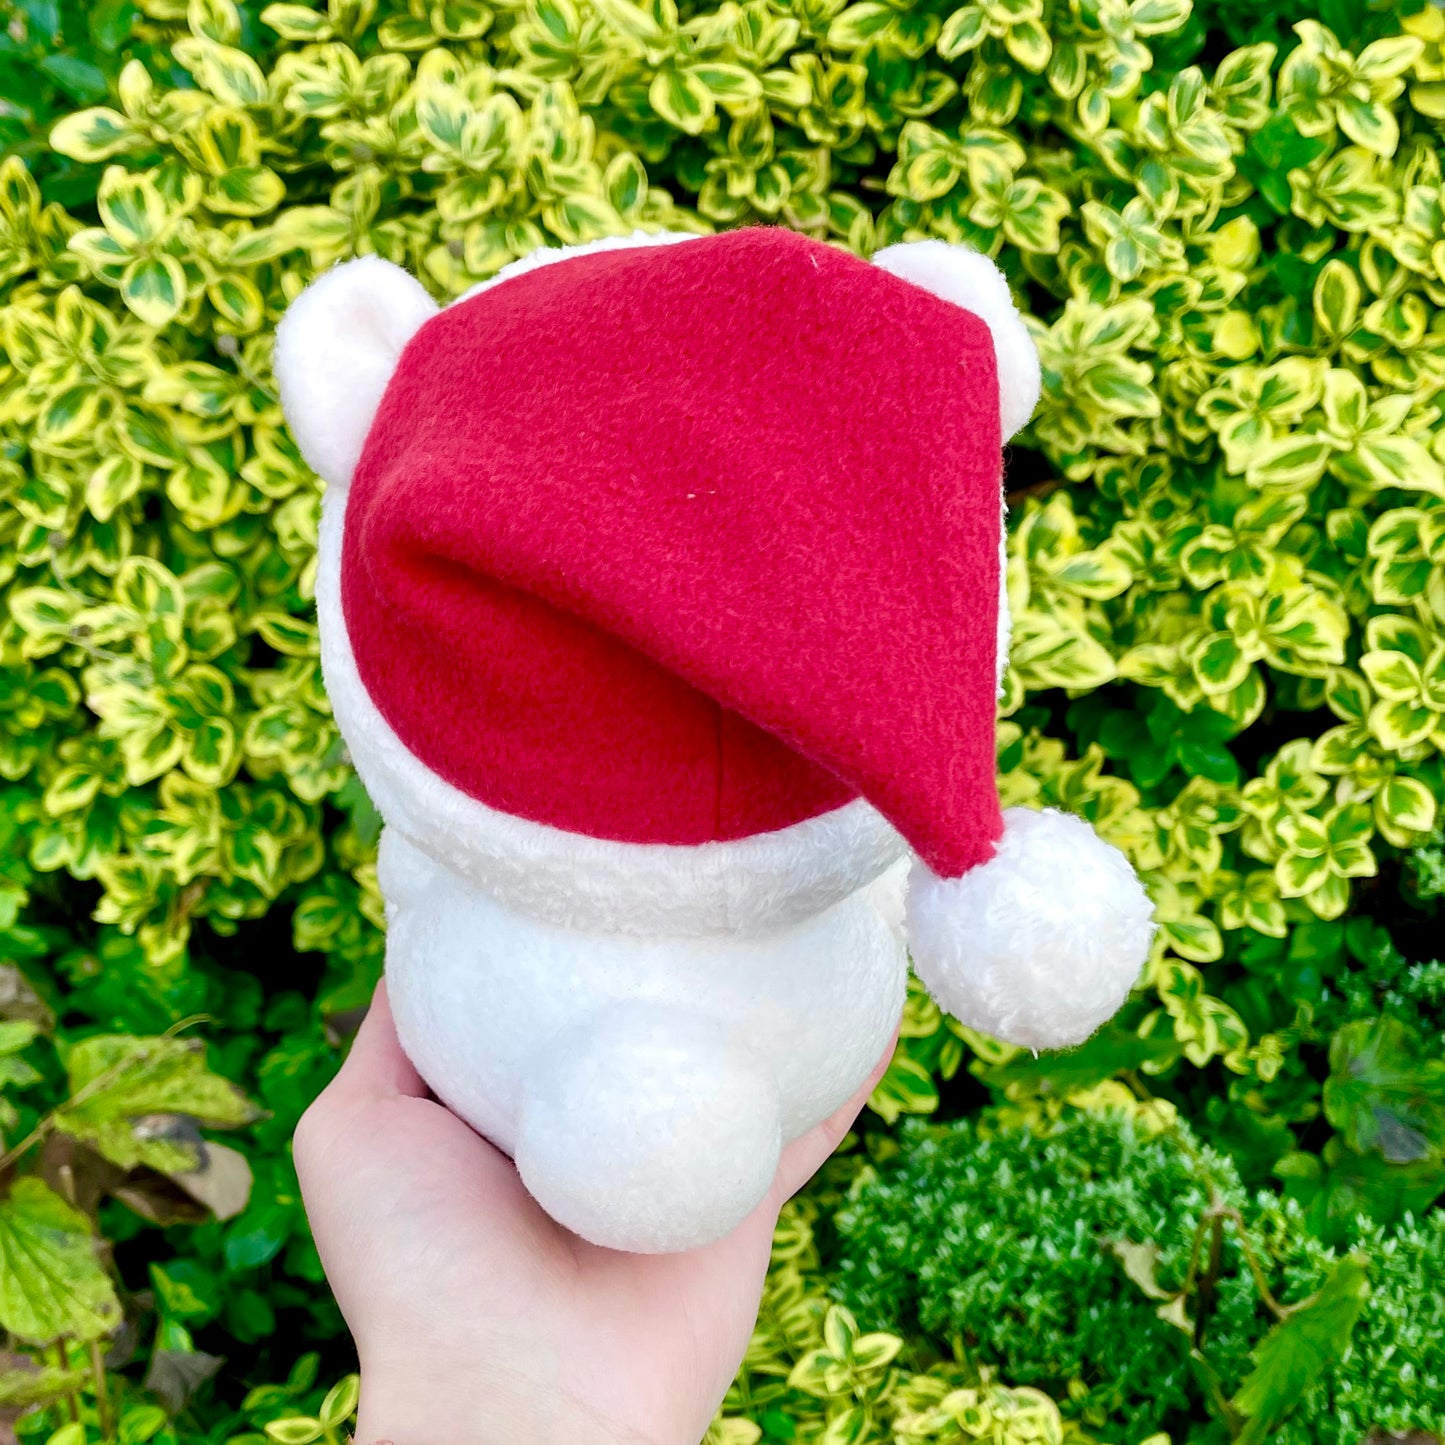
[276,228,1154,1254]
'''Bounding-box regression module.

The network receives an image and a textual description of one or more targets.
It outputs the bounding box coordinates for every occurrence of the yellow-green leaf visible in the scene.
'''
[120,255,188,328]
[0,1179,122,1344]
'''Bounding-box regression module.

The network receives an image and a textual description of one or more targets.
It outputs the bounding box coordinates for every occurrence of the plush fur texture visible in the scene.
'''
[279,229,1154,1254]
[380,829,908,1251]
[872,241,1042,440]
[273,255,438,489]
[515,1007,783,1253]
[906,807,1156,1050]
[340,225,1007,874]
[320,490,907,934]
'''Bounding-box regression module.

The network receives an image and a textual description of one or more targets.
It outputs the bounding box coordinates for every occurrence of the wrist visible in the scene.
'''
[355,1364,671,1445]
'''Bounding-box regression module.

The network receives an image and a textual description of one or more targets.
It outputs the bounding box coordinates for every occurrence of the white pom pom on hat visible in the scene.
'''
[907,807,1155,1050]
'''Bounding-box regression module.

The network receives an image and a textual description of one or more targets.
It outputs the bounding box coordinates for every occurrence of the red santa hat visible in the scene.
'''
[275,227,1153,1051]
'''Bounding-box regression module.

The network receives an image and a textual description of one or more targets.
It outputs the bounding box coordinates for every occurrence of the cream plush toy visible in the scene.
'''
[275,227,1154,1254]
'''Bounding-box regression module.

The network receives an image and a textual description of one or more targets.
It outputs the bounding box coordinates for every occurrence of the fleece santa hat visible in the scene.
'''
[276,226,1153,1051]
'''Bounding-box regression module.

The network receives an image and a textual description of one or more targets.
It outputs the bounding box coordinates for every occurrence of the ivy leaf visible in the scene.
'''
[1323,1017,1445,1165]
[1231,1255,1370,1444]
[0,1179,122,1344]
[1278,1137,1445,1244]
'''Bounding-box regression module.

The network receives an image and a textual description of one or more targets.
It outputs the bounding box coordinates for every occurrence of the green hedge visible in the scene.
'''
[1,0,1444,1439]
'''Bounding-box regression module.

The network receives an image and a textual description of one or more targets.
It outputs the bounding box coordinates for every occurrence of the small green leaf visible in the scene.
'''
[38,54,108,102]
[121,255,188,328]
[1277,849,1332,898]
[1379,775,1436,835]
[50,108,140,162]
[1313,259,1359,339]
[650,68,714,134]
[264,1417,324,1445]
[1357,433,1445,500]
[1362,649,1423,701]
[1004,16,1050,72]
[827,3,893,49]
[1335,96,1398,159]
[97,167,170,248]
[1012,621,1118,689]
[43,766,103,816]
[318,1375,360,1429]
[590,0,664,41]
[260,3,335,39]
[211,165,286,217]
[208,274,265,331]
[937,5,985,58]
[1246,434,1335,488]
[689,64,764,111]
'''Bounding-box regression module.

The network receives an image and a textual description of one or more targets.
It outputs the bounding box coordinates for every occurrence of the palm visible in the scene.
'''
[295,985,892,1445]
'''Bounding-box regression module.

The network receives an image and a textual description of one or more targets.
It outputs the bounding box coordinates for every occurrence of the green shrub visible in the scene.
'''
[835,1111,1257,1439]
[1260,1203,1445,1445]
[836,1110,1445,1443]
[0,0,1443,1437]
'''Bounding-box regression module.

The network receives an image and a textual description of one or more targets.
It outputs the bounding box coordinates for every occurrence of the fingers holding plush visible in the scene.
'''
[293,981,427,1184]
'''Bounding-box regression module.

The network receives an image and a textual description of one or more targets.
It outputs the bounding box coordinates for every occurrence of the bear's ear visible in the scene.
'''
[274,256,439,491]
[871,241,1041,440]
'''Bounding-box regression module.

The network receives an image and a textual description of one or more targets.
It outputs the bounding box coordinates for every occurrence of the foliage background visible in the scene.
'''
[1,0,1444,1439]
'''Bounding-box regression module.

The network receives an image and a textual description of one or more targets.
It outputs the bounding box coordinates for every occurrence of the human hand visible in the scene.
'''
[293,981,896,1445]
